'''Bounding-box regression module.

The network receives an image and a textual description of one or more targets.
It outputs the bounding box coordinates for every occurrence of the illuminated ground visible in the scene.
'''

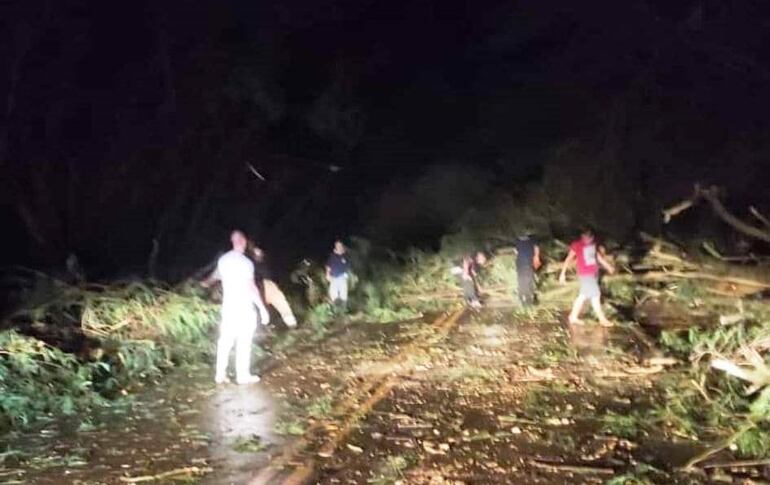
[4,309,709,484]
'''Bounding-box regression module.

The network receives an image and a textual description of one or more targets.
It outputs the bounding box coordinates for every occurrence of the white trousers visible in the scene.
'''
[215,303,257,382]
[328,275,348,302]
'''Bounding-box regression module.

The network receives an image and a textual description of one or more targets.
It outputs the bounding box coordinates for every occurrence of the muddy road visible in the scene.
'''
[2,308,713,484]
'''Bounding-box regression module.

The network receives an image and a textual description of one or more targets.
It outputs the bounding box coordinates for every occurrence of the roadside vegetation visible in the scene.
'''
[285,186,770,478]
[3,186,770,483]
[0,275,218,433]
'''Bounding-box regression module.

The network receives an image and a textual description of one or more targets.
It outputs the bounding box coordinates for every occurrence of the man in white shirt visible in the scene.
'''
[202,230,269,384]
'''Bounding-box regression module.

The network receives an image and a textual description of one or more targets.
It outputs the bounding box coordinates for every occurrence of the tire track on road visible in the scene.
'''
[249,307,466,485]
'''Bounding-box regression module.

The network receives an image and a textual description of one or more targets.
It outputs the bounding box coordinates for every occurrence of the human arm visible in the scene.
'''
[461,257,473,280]
[200,269,220,288]
[533,245,542,270]
[251,280,270,324]
[558,249,576,285]
[597,251,615,274]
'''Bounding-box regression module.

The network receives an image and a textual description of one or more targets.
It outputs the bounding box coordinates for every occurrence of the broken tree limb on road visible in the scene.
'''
[711,355,770,395]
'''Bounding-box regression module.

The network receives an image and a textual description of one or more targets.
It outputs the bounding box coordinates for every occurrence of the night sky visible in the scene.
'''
[2,0,769,277]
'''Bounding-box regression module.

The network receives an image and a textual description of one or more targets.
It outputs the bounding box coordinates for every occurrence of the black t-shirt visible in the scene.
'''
[515,237,536,269]
[253,261,271,281]
[326,253,349,277]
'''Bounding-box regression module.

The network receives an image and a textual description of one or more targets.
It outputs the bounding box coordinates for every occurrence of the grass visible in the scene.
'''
[604,463,661,485]
[306,395,334,419]
[273,417,306,436]
[438,365,502,384]
[0,281,217,434]
[232,434,268,453]
[601,411,647,439]
[531,339,577,368]
[368,454,414,485]
[296,237,521,329]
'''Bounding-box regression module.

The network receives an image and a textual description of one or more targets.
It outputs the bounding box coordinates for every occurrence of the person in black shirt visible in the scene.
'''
[514,233,541,306]
[325,240,350,313]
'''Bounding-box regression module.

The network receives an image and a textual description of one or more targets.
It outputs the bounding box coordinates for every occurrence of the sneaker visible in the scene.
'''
[236,375,261,385]
[215,375,230,385]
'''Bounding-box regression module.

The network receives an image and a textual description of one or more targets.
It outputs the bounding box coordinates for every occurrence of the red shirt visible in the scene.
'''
[570,239,598,276]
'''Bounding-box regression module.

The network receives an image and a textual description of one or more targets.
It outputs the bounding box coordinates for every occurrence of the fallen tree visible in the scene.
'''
[663,183,770,243]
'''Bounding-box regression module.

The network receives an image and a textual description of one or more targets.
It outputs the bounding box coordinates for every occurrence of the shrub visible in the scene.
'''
[0,282,218,433]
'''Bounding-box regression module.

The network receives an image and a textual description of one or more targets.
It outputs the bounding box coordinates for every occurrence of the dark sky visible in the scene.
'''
[2,0,770,275]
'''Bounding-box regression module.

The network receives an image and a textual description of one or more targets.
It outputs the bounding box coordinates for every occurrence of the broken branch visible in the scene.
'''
[120,466,213,483]
[664,184,770,243]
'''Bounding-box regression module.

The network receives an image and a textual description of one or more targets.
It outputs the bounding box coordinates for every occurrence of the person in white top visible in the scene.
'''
[202,230,269,384]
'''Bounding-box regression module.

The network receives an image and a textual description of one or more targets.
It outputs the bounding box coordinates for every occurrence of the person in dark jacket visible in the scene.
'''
[514,232,541,305]
[325,240,350,313]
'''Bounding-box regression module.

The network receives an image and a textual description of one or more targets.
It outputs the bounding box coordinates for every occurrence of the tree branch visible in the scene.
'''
[663,184,770,243]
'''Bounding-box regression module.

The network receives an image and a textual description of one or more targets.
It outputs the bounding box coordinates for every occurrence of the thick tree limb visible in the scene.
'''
[680,425,753,471]
[663,184,770,243]
[662,199,695,224]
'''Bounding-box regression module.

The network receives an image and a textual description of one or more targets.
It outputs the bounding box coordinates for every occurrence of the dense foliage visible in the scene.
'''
[0,282,217,433]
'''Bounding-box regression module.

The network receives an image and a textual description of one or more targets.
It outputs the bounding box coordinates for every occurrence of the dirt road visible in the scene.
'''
[3,308,707,484]
[250,308,703,484]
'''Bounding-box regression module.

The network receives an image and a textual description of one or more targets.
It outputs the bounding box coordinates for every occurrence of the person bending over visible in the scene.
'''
[558,228,615,326]
[202,230,269,384]
[457,250,488,309]
[251,245,297,328]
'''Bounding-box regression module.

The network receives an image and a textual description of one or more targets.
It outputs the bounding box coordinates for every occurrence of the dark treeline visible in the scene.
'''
[1,0,769,278]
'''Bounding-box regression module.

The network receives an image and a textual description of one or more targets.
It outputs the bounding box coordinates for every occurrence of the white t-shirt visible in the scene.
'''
[216,250,256,306]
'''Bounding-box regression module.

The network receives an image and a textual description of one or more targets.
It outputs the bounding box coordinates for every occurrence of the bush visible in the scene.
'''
[0,282,218,433]
[656,314,770,458]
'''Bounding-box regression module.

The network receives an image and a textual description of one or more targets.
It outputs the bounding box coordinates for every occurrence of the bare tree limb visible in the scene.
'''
[711,358,770,393]
[662,198,695,224]
[749,206,770,229]
[663,184,770,243]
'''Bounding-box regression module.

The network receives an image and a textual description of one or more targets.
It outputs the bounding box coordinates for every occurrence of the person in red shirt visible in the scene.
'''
[558,228,615,326]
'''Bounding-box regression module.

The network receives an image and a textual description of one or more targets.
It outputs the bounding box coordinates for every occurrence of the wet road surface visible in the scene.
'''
[1,366,283,484]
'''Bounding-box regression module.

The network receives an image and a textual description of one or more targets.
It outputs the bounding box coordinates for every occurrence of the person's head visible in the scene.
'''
[230,230,248,253]
[252,246,265,262]
[333,240,345,254]
[474,250,488,266]
[580,228,595,244]
[520,226,535,239]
